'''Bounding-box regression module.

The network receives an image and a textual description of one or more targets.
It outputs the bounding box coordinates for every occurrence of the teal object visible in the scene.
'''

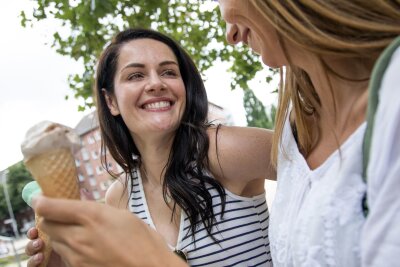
[22,181,42,207]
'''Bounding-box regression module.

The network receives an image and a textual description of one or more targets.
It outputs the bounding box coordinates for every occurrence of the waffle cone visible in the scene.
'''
[25,148,80,267]
[25,148,80,199]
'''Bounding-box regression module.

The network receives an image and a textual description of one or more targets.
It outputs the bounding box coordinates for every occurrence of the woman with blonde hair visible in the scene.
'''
[26,1,400,266]
[219,0,400,266]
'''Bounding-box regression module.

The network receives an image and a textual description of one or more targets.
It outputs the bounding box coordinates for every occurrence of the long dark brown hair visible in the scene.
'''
[94,28,225,241]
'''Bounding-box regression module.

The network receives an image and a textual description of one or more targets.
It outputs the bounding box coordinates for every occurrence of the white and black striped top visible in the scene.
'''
[128,168,272,266]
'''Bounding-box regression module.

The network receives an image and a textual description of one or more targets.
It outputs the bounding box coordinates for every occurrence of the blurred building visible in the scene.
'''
[208,102,234,126]
[74,112,115,201]
[73,102,232,201]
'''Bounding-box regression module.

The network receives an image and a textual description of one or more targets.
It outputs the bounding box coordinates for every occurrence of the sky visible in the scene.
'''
[0,1,278,171]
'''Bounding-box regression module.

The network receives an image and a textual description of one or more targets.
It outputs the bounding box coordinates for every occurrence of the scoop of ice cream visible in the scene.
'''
[21,121,81,162]
[22,181,42,207]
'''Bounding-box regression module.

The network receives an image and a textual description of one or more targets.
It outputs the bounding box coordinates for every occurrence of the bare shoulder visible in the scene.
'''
[105,176,129,210]
[208,125,273,145]
[207,125,276,195]
[207,125,274,165]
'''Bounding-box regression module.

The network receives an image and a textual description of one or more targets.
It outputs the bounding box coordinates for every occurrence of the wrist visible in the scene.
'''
[159,252,188,267]
[146,248,187,267]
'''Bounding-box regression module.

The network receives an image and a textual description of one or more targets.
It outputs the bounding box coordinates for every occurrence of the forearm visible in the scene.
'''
[153,253,188,267]
[122,248,188,267]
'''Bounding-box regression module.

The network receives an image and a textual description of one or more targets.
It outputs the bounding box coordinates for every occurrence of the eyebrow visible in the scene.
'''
[121,60,178,71]
[160,60,178,67]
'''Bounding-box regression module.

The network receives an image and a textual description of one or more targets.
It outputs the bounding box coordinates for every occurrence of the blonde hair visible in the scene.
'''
[251,0,400,165]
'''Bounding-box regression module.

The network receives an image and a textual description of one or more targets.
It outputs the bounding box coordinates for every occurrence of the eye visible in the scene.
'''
[127,72,144,81]
[162,69,178,77]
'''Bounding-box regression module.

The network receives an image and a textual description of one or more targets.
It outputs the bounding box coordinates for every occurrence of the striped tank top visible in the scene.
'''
[128,168,272,266]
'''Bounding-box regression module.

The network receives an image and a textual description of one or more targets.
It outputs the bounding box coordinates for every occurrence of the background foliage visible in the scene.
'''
[20,0,276,127]
[0,162,33,225]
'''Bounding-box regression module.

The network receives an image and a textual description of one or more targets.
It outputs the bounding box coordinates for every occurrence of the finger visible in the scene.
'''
[25,239,43,256]
[51,240,80,267]
[26,227,39,240]
[47,251,66,267]
[27,253,44,267]
[39,220,84,247]
[33,196,91,224]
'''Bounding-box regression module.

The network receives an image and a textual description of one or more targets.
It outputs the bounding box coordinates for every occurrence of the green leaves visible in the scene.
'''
[0,162,34,222]
[243,89,276,129]
[21,0,277,127]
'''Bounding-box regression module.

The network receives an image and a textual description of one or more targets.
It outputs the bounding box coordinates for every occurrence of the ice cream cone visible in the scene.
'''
[25,148,80,199]
[21,121,82,267]
[25,148,80,267]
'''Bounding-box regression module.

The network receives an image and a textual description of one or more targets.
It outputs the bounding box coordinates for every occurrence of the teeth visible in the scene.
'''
[144,101,170,110]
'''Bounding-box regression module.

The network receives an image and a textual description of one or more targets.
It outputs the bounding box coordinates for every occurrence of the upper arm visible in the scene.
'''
[361,48,400,266]
[361,110,400,266]
[105,177,129,210]
[207,125,276,195]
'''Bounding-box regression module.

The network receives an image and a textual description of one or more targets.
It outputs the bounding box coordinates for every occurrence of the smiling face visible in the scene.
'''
[105,38,186,139]
[218,0,287,67]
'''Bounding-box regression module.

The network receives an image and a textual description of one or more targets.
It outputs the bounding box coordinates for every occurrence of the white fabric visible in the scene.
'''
[269,46,400,267]
[270,117,366,267]
[361,47,400,266]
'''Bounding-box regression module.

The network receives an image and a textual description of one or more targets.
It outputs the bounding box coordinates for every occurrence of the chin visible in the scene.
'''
[260,54,282,68]
[249,45,261,55]
[151,121,180,132]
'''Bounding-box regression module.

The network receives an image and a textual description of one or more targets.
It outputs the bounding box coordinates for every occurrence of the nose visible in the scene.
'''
[226,23,241,45]
[145,73,166,93]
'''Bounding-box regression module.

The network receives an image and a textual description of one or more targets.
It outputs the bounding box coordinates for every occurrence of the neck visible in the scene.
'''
[133,133,175,186]
[297,52,370,133]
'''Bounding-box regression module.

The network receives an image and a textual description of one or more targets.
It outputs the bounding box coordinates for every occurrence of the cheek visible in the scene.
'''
[180,85,187,100]
[219,0,239,24]
[173,81,186,99]
[254,30,287,67]
[176,84,187,117]
[115,86,141,111]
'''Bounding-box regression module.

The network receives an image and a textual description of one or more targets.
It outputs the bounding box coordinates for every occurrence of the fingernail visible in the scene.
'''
[34,253,43,262]
[33,240,40,248]
[26,228,32,237]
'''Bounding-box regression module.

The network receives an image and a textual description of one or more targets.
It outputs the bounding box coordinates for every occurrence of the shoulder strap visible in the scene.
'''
[362,36,400,216]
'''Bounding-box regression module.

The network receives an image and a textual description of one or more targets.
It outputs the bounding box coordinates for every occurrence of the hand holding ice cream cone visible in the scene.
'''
[21,121,81,267]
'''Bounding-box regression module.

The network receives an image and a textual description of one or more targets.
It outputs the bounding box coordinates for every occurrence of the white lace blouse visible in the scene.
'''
[269,117,367,267]
[269,45,400,267]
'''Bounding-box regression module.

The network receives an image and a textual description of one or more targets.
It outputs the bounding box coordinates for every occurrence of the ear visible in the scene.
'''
[102,89,120,116]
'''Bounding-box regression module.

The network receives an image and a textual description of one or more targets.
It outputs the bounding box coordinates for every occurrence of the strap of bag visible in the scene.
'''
[362,36,400,216]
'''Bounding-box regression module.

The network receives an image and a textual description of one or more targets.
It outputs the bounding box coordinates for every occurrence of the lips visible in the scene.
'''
[143,101,171,110]
[141,98,174,111]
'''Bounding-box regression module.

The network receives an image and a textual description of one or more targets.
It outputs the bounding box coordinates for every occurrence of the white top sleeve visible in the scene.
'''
[361,47,400,266]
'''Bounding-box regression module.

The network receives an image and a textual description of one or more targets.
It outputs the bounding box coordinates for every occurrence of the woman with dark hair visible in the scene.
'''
[25,28,274,267]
